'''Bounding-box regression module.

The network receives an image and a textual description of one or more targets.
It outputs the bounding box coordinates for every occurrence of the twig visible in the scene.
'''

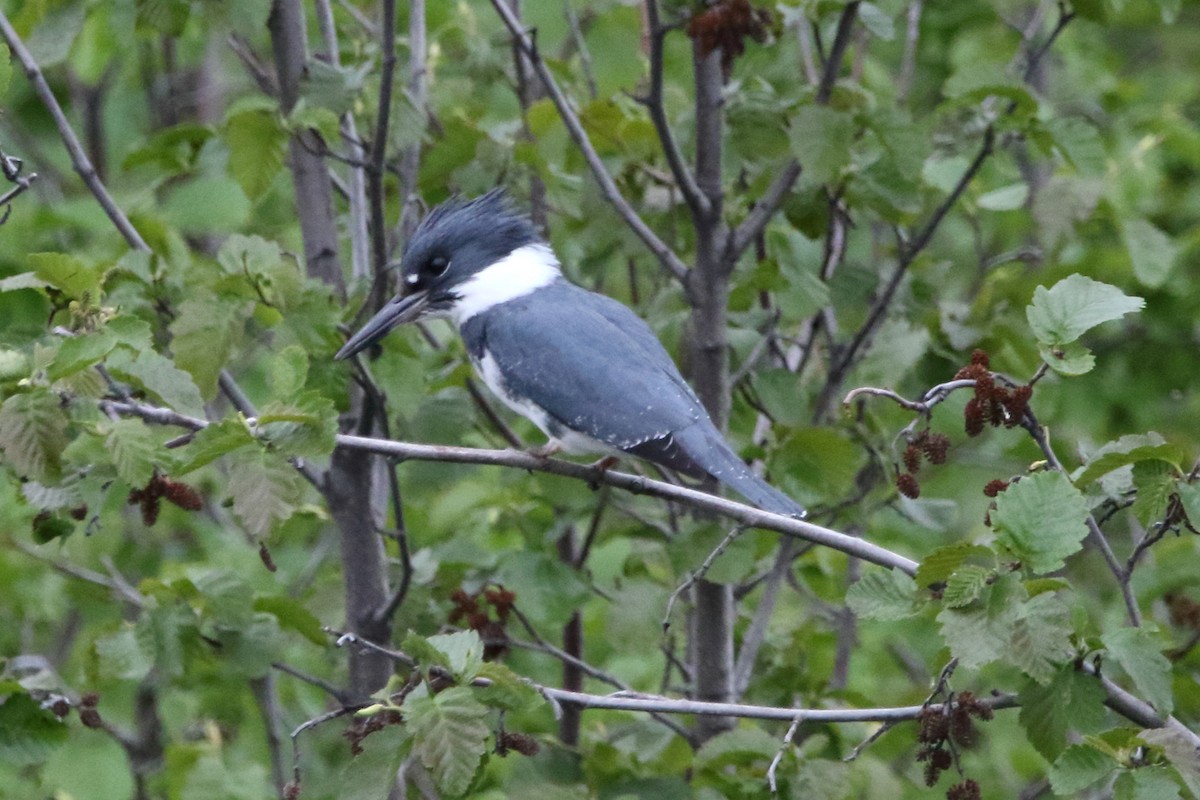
[271,661,348,702]
[99,396,922,575]
[662,526,744,631]
[896,0,923,102]
[0,11,149,252]
[732,539,796,698]
[767,712,805,794]
[816,1,860,104]
[11,539,145,607]
[330,629,417,667]
[641,0,708,220]
[488,0,691,284]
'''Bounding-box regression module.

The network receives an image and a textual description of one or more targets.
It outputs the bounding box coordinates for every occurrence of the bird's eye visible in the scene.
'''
[426,256,449,276]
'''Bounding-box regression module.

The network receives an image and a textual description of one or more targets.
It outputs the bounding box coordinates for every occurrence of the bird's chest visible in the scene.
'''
[471,348,556,437]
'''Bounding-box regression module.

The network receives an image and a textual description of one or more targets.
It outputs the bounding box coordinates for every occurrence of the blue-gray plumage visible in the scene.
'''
[336,191,805,518]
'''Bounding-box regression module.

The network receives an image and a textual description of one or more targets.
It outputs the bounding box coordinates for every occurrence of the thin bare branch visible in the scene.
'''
[488,0,691,284]
[100,396,920,574]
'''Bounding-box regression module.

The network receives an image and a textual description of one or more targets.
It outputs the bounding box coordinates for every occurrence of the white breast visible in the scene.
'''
[450,243,562,327]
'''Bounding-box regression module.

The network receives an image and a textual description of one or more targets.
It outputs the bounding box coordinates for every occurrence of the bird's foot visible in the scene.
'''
[527,440,562,459]
[586,455,619,490]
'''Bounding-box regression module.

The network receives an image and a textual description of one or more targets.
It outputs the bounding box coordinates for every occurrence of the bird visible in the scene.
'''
[336,190,805,518]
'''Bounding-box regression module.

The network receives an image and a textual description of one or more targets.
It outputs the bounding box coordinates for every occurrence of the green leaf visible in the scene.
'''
[845,569,918,621]
[1007,591,1074,683]
[223,104,286,200]
[94,627,154,681]
[106,418,160,487]
[1130,460,1177,527]
[226,449,303,541]
[256,391,337,458]
[856,2,894,40]
[942,565,992,608]
[268,345,308,398]
[405,687,489,797]
[28,252,104,299]
[253,595,326,647]
[172,417,256,475]
[474,662,541,712]
[991,471,1089,574]
[1114,767,1182,800]
[788,105,854,185]
[32,513,74,543]
[0,391,68,481]
[0,691,69,766]
[336,725,409,800]
[1177,482,1200,533]
[978,183,1029,211]
[47,330,118,381]
[299,60,369,116]
[169,294,250,401]
[424,631,485,682]
[1075,437,1184,487]
[915,543,994,589]
[695,727,781,769]
[1139,728,1200,797]
[0,349,29,382]
[1048,744,1118,795]
[1018,666,1108,760]
[402,631,453,671]
[0,43,11,96]
[1101,627,1174,714]
[106,347,205,417]
[1045,117,1107,176]
[1038,340,1096,376]
[1026,274,1145,347]
[1122,218,1178,288]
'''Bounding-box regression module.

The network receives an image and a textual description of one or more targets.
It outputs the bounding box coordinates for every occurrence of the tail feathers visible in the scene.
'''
[672,424,807,518]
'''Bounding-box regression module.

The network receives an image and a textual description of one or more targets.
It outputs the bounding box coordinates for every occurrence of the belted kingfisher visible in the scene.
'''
[336,191,805,518]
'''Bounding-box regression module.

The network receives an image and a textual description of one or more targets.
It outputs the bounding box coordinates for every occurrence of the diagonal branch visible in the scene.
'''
[488,0,691,284]
[727,1,860,263]
[99,396,919,575]
[641,0,708,220]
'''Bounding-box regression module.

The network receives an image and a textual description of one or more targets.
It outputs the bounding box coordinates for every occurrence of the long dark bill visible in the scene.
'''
[334,291,430,360]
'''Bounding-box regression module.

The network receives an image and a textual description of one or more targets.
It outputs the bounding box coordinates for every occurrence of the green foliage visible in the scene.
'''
[0,1,1197,798]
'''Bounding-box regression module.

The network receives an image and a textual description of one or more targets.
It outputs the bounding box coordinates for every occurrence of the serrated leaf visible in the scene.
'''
[172,417,256,475]
[1008,591,1074,683]
[1075,437,1183,487]
[0,272,50,292]
[1123,218,1178,289]
[0,391,68,481]
[1114,767,1182,800]
[991,471,1089,574]
[1049,744,1118,795]
[27,252,104,299]
[106,347,205,417]
[256,391,337,458]
[336,725,409,800]
[0,691,69,766]
[405,687,489,797]
[1177,482,1200,533]
[915,543,994,589]
[268,345,308,398]
[94,627,154,681]
[788,105,854,185]
[1038,340,1096,375]
[424,631,485,681]
[846,569,918,620]
[21,480,81,510]
[1101,627,1174,715]
[47,330,118,381]
[1026,275,1144,347]
[169,294,250,400]
[942,565,992,608]
[106,418,160,486]
[227,449,303,540]
[474,662,541,712]
[1018,666,1108,760]
[402,631,453,671]
[253,596,326,646]
[978,183,1029,211]
[1139,728,1200,797]
[1131,460,1178,527]
[223,105,286,200]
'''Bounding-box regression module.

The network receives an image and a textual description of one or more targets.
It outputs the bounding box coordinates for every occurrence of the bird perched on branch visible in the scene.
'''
[336,191,805,518]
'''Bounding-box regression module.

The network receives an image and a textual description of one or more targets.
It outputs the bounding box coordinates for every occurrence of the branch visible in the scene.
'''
[727,2,860,264]
[99,397,919,574]
[0,11,149,252]
[641,0,708,220]
[487,0,691,284]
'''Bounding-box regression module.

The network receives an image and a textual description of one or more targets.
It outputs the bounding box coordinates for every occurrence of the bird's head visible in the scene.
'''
[335,190,559,360]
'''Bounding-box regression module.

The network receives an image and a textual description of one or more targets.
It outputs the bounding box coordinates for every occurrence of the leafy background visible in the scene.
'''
[0,0,1198,798]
